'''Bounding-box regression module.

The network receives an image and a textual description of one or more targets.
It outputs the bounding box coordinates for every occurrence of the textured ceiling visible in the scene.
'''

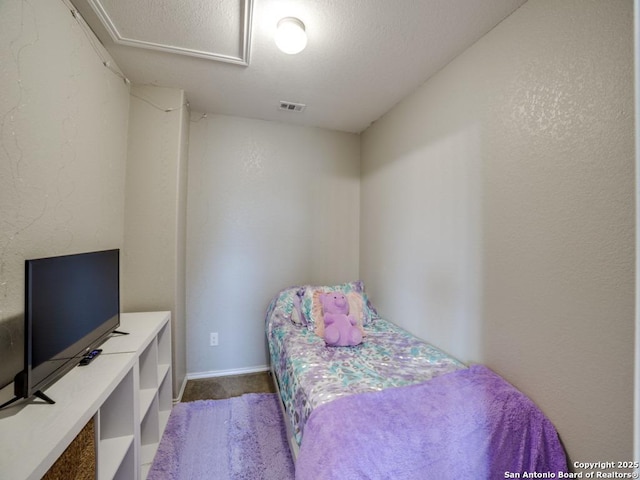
[71,0,527,133]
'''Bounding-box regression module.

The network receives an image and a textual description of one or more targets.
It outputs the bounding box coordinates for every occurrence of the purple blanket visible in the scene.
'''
[295,365,567,479]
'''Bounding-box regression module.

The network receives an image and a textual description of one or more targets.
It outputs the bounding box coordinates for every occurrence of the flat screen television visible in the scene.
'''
[3,249,120,408]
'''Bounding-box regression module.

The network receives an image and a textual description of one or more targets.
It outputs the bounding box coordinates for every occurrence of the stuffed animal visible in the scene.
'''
[320,291,363,347]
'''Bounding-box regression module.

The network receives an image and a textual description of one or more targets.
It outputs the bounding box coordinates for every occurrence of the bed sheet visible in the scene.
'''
[266,290,465,446]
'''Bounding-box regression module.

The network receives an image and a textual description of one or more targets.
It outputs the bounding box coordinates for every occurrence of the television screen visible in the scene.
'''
[15,249,120,405]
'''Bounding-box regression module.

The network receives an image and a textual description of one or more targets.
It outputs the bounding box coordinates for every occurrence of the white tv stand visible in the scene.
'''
[0,311,172,480]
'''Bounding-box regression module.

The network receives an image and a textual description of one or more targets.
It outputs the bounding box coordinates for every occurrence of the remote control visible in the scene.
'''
[79,349,102,366]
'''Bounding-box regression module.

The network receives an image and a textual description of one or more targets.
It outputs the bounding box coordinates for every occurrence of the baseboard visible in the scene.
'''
[174,374,189,404]
[186,364,270,380]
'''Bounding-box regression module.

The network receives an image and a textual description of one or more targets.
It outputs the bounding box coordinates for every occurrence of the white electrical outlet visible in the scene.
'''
[210,332,218,346]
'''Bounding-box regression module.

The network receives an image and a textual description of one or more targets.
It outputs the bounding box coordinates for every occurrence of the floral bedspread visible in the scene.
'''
[265,287,466,446]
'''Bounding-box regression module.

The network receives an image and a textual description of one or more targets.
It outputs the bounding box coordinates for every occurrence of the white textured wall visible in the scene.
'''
[187,114,359,375]
[361,0,633,465]
[0,0,129,397]
[122,85,189,396]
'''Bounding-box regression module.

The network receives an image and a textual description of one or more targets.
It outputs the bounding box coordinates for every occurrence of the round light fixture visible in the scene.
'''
[275,17,307,54]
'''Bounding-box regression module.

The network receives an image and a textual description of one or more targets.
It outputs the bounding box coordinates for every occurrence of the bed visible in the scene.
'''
[266,282,568,479]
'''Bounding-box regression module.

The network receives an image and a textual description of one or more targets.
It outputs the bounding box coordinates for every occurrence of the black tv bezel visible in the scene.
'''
[15,249,121,404]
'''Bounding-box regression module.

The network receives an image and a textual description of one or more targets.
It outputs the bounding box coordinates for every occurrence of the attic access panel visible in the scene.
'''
[86,0,253,65]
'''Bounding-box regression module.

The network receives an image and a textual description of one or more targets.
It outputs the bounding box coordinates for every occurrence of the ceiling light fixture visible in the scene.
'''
[275,17,307,54]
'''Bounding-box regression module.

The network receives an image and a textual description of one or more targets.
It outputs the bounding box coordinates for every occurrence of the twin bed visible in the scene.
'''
[266,282,568,479]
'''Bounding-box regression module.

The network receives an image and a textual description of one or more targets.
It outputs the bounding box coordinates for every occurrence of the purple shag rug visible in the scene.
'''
[148,393,294,480]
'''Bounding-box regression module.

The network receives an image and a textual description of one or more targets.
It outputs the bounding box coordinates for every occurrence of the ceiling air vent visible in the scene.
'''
[279,101,306,112]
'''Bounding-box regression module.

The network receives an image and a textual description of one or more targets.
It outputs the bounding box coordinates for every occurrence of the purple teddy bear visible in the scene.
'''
[321,292,363,347]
